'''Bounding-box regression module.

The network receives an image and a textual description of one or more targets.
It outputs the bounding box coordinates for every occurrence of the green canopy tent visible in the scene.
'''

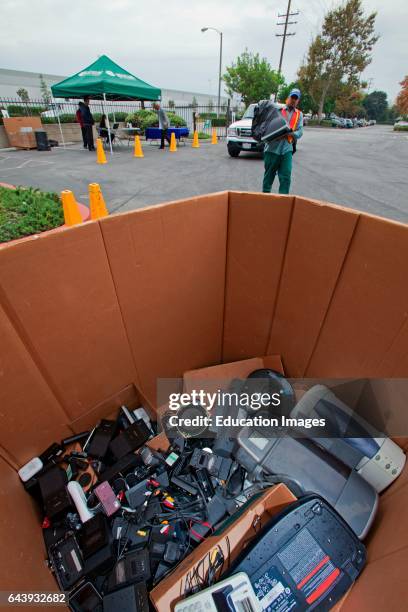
[51,55,161,152]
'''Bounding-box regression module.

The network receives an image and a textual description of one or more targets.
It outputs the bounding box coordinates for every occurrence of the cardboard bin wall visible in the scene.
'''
[0,192,408,610]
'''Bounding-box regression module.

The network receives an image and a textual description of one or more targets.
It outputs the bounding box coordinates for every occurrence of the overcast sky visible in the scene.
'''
[1,0,406,102]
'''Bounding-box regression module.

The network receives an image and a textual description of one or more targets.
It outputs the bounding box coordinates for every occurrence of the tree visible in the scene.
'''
[298,0,378,119]
[223,49,284,106]
[387,105,398,124]
[335,83,366,117]
[208,99,214,111]
[168,99,175,109]
[39,74,52,105]
[16,88,30,103]
[362,90,388,121]
[396,76,408,115]
[191,96,198,109]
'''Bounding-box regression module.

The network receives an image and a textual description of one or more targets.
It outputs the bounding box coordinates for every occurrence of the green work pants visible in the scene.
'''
[262,151,293,194]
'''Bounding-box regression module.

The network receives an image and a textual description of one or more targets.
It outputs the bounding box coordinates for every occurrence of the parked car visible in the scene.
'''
[345,119,354,128]
[226,102,284,157]
[332,116,349,128]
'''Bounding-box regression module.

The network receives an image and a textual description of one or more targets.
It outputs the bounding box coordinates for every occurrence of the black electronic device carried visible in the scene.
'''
[229,495,366,612]
[69,580,103,612]
[84,420,117,459]
[38,465,71,518]
[102,583,149,612]
[107,548,151,592]
[48,533,84,590]
[251,99,291,143]
[109,420,151,460]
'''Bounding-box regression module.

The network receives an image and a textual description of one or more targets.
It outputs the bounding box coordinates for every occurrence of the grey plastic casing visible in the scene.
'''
[291,385,406,493]
[236,432,378,539]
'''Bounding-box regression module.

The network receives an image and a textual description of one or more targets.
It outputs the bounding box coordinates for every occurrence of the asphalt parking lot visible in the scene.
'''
[0,125,407,222]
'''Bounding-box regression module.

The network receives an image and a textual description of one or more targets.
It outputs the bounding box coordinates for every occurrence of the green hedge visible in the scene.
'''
[40,111,130,125]
[186,131,211,139]
[0,186,64,243]
[42,114,77,124]
[210,117,227,127]
[125,109,186,131]
[394,125,408,131]
[7,104,47,117]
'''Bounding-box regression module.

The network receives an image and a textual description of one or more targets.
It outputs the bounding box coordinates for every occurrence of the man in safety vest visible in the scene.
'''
[262,88,303,195]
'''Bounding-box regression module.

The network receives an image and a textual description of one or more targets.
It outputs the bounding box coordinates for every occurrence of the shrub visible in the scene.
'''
[125,109,186,131]
[187,131,211,139]
[167,113,187,127]
[40,114,77,124]
[7,105,47,117]
[112,112,128,122]
[199,112,219,120]
[0,186,64,243]
[394,124,408,131]
[125,110,158,130]
[210,117,227,127]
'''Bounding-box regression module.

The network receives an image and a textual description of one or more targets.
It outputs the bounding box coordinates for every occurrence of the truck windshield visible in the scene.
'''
[242,104,256,119]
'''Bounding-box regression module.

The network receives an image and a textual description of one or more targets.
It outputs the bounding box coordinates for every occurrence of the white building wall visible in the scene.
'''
[0,68,228,106]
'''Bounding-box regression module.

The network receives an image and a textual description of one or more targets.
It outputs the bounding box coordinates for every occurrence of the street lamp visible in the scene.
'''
[201,26,223,117]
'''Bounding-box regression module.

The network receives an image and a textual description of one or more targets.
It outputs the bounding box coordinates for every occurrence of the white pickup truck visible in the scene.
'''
[226,102,285,157]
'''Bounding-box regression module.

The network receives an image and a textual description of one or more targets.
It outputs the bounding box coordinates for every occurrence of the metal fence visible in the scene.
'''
[0,98,237,137]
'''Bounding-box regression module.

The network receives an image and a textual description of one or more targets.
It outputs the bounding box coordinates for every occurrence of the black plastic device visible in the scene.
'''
[85,420,117,459]
[189,448,233,481]
[109,420,151,460]
[98,453,141,483]
[103,583,149,612]
[48,533,84,590]
[107,549,151,591]
[69,581,102,612]
[78,514,110,559]
[229,495,366,611]
[38,465,71,518]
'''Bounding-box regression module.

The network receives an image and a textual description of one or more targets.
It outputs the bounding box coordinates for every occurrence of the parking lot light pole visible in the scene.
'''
[201,26,223,117]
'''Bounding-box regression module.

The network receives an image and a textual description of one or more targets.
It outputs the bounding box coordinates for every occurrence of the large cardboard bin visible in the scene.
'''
[0,192,408,610]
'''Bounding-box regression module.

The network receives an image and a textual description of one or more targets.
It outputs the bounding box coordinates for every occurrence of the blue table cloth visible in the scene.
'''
[145,127,189,141]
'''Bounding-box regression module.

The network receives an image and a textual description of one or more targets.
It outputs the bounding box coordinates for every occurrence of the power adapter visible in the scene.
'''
[189,495,227,543]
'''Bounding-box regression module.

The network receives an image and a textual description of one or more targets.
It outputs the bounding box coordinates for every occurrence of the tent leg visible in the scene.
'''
[52,98,66,149]
[103,93,113,155]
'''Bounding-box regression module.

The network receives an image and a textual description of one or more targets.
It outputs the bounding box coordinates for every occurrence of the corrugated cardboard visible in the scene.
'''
[0,192,408,610]
[183,354,284,393]
[3,117,42,148]
[149,484,297,612]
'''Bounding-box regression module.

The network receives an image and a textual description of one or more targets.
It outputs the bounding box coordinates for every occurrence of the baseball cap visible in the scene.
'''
[289,88,301,99]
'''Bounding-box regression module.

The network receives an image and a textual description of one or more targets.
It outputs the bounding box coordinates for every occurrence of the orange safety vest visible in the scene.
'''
[281,108,300,143]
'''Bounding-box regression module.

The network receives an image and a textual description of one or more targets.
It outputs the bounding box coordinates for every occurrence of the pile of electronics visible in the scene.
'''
[18,370,405,611]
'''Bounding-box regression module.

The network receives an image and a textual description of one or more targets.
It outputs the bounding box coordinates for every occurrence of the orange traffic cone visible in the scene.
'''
[89,183,109,220]
[61,190,83,226]
[192,130,200,148]
[169,131,177,152]
[96,138,107,164]
[133,135,144,158]
[211,127,218,144]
